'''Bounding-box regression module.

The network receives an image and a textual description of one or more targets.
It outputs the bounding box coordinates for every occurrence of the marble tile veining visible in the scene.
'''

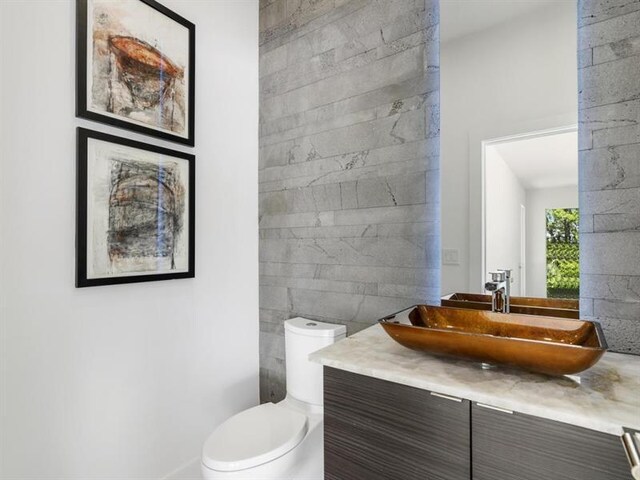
[310,324,640,436]
[259,0,441,402]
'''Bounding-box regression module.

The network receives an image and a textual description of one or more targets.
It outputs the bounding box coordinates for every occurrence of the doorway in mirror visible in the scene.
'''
[483,129,578,300]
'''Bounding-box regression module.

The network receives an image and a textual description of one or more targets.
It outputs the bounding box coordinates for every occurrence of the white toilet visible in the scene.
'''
[201,318,346,480]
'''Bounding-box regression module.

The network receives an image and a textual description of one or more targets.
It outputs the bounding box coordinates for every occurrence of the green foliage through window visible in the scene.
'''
[546,208,579,299]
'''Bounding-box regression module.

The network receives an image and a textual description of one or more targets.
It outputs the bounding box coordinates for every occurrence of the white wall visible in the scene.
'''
[485,148,526,297]
[0,1,259,478]
[441,2,577,294]
[526,186,578,298]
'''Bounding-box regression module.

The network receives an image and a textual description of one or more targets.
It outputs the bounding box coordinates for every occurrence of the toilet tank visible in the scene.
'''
[284,318,346,406]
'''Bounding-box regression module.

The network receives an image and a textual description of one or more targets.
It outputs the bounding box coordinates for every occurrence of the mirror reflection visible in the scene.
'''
[440,0,579,307]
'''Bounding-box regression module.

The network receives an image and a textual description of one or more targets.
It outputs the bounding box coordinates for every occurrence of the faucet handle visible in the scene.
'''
[489,271,506,282]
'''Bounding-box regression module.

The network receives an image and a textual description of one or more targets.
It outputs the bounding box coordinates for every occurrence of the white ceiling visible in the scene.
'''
[488,131,578,190]
[440,0,561,44]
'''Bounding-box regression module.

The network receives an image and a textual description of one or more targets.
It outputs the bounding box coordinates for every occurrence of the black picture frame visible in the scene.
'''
[76,0,195,146]
[76,128,195,287]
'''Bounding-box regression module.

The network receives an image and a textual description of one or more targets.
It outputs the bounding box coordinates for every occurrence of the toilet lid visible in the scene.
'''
[202,403,308,472]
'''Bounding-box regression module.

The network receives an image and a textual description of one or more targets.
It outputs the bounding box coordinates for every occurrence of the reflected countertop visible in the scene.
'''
[310,323,640,436]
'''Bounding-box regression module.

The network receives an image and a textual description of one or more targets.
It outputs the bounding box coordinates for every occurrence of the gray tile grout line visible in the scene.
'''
[579,96,640,112]
[258,71,434,130]
[259,26,434,95]
[578,6,640,29]
[260,76,440,133]
[259,0,370,52]
[259,152,435,183]
[581,49,640,68]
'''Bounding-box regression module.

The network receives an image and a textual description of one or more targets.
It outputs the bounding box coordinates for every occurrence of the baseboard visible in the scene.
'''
[161,457,201,480]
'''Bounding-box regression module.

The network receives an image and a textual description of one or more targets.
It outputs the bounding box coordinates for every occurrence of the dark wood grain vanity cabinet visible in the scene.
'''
[323,368,632,480]
[472,403,631,480]
[324,367,471,480]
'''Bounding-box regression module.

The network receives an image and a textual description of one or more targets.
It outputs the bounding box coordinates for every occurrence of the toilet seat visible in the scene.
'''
[202,403,308,472]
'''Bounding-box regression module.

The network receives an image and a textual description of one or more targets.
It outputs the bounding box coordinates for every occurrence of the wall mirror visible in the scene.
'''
[440,0,579,305]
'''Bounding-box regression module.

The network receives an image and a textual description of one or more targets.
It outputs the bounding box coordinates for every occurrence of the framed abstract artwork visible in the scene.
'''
[76,128,195,287]
[76,0,195,146]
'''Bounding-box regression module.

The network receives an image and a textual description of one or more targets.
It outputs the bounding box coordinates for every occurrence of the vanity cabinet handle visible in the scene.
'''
[622,429,640,480]
[430,392,463,403]
[476,402,514,414]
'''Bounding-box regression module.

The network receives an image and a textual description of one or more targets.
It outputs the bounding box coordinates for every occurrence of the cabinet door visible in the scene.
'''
[324,367,471,480]
[472,403,631,480]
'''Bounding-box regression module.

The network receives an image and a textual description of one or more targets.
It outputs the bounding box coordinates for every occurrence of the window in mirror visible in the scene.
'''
[546,208,579,299]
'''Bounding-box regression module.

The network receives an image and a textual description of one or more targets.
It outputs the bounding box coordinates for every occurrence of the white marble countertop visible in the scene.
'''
[310,323,640,436]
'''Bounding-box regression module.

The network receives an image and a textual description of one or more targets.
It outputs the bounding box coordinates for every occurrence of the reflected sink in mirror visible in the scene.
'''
[442,293,579,319]
[379,305,606,376]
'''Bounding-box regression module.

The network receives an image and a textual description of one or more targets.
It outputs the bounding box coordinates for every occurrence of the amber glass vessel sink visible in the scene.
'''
[379,305,606,376]
[442,293,579,319]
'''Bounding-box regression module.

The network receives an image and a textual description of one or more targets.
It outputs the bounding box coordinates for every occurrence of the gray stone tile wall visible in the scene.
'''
[259,0,440,401]
[579,0,640,354]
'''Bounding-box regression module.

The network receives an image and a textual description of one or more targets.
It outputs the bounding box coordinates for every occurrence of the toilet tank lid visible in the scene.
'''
[284,318,346,338]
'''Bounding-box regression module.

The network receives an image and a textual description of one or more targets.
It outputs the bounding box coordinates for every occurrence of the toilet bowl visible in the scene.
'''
[202,318,346,480]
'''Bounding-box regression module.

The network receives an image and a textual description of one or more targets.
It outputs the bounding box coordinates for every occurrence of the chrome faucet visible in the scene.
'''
[484,269,511,313]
